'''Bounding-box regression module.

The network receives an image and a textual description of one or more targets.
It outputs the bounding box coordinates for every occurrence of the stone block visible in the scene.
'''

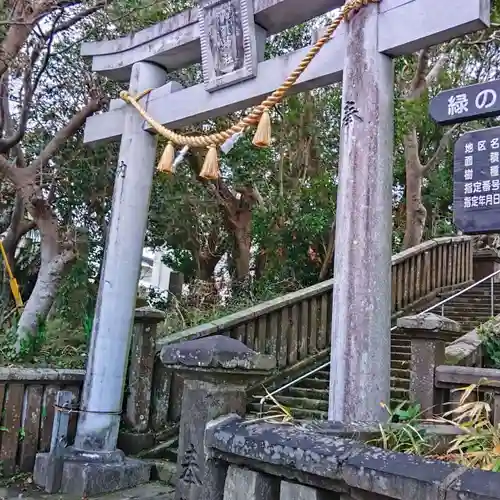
[343,447,460,500]
[445,330,482,366]
[163,337,276,500]
[223,466,279,500]
[160,334,275,371]
[33,452,151,496]
[447,467,500,500]
[280,481,330,500]
[473,247,500,282]
[147,459,177,485]
[397,313,461,338]
[117,430,155,455]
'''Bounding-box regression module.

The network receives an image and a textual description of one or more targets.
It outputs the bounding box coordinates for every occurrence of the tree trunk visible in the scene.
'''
[198,252,222,282]
[15,246,75,350]
[212,183,257,285]
[402,130,427,250]
[319,221,336,281]
[233,225,251,282]
[403,163,427,249]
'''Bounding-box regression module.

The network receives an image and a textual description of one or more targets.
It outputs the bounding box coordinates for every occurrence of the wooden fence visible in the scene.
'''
[0,308,164,476]
[158,236,474,372]
[434,365,500,425]
[0,368,84,475]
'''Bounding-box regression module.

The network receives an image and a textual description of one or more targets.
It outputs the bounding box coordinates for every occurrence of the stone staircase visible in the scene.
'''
[248,281,499,419]
[142,281,498,476]
[138,237,479,474]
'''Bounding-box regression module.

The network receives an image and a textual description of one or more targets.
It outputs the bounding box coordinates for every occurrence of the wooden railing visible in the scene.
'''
[158,236,474,372]
[0,368,84,475]
[435,365,500,425]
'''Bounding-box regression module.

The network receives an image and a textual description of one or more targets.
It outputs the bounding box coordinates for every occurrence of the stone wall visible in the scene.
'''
[203,415,500,500]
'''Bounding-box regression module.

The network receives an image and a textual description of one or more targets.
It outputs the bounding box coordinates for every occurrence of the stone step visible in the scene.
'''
[286,387,329,400]
[247,402,327,420]
[447,292,498,301]
[457,284,500,291]
[296,377,328,390]
[267,375,410,400]
[444,306,496,313]
[391,368,411,379]
[248,397,404,421]
[443,306,496,315]
[391,387,409,401]
[446,295,494,302]
[444,315,492,324]
[392,346,411,354]
[392,351,411,361]
[313,370,330,380]
[391,339,411,346]
[444,292,494,302]
[391,359,409,370]
[391,377,410,390]
[277,395,329,412]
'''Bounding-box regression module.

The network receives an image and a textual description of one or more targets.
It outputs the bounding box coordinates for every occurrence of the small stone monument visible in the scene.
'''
[160,335,275,500]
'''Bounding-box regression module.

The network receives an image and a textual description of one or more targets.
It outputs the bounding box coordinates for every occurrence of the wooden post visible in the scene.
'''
[398,313,461,418]
[494,393,500,426]
[328,1,394,422]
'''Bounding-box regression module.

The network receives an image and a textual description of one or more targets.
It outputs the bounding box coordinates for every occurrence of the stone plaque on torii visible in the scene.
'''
[198,0,264,92]
[37,0,490,495]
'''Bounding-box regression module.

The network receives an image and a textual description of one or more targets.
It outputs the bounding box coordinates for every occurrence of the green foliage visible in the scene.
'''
[159,278,299,336]
[369,402,433,456]
[3,0,500,360]
[369,385,500,472]
[0,314,89,368]
[478,320,500,368]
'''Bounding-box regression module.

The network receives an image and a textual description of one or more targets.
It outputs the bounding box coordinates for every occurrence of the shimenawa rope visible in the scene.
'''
[120,0,380,178]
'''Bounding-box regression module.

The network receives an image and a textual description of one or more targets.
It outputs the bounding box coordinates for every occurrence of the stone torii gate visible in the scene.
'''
[35,0,490,495]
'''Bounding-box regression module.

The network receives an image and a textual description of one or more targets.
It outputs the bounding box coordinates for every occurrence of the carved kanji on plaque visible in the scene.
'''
[198,0,259,92]
[180,443,202,486]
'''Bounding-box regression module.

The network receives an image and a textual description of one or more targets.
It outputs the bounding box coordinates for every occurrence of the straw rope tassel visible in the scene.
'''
[252,109,271,148]
[158,142,176,173]
[200,146,219,179]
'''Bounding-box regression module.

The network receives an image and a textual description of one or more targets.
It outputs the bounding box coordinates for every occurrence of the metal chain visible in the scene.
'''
[120,0,380,148]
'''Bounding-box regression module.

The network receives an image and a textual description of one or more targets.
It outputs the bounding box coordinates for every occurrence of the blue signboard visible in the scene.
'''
[454,126,500,234]
[430,80,500,126]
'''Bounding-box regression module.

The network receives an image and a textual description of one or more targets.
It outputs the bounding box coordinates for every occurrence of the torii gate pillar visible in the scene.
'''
[33,62,167,496]
[329,2,393,422]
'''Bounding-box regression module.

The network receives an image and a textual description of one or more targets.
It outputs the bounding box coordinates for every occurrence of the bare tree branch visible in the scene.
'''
[408,48,429,97]
[0,1,43,81]
[50,2,107,36]
[0,57,35,152]
[0,72,8,136]
[26,95,107,176]
[422,124,459,174]
[407,39,461,102]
